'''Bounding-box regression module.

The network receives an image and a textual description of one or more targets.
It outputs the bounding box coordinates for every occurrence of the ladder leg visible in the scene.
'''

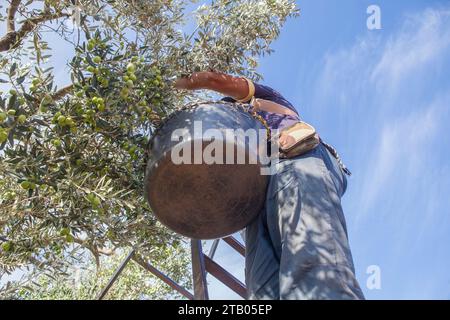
[191,239,209,300]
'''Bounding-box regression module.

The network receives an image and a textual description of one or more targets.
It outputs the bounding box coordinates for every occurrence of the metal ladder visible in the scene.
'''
[97,236,246,300]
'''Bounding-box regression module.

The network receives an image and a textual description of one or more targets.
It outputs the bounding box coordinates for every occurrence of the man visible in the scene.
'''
[174,72,365,300]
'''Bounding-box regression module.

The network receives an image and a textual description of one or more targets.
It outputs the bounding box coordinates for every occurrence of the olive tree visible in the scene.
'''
[3,247,191,299]
[0,0,298,298]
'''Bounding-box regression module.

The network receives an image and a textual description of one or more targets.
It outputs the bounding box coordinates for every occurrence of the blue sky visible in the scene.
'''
[2,0,450,300]
[208,0,450,300]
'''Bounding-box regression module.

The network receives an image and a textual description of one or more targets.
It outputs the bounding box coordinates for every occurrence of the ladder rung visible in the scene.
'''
[204,256,247,299]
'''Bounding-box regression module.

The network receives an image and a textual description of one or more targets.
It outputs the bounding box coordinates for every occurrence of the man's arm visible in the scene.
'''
[174,71,298,117]
[252,98,298,117]
[174,71,254,102]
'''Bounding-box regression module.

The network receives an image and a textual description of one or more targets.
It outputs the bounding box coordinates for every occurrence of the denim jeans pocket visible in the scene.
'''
[267,160,296,199]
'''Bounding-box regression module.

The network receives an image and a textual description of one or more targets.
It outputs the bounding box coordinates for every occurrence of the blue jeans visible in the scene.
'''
[245,143,365,300]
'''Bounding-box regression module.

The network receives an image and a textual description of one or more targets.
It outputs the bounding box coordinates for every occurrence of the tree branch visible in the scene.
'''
[51,83,74,100]
[71,237,116,273]
[30,83,75,109]
[0,10,71,52]
[7,0,21,33]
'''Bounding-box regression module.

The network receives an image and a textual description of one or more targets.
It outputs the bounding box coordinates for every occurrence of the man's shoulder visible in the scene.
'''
[253,82,296,110]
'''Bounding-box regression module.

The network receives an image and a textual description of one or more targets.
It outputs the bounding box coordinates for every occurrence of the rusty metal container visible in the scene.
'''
[144,101,268,239]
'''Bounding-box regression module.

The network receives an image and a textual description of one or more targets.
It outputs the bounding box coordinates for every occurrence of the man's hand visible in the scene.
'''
[173,71,252,102]
[173,77,191,90]
[173,73,205,90]
[173,72,214,90]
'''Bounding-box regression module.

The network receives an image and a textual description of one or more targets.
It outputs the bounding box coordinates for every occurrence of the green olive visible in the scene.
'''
[52,139,62,147]
[17,114,27,124]
[87,39,96,51]
[65,234,74,243]
[1,242,12,252]
[42,94,53,104]
[57,115,67,126]
[120,88,129,98]
[59,228,70,237]
[65,117,75,126]
[20,181,31,189]
[93,197,101,207]
[0,130,8,143]
[127,63,136,73]
[53,111,62,120]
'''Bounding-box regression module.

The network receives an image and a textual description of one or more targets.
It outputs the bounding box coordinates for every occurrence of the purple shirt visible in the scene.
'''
[222,82,300,130]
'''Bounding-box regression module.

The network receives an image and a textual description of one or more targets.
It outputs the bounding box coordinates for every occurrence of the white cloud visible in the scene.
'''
[357,97,443,218]
[371,8,450,90]
[313,7,450,113]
